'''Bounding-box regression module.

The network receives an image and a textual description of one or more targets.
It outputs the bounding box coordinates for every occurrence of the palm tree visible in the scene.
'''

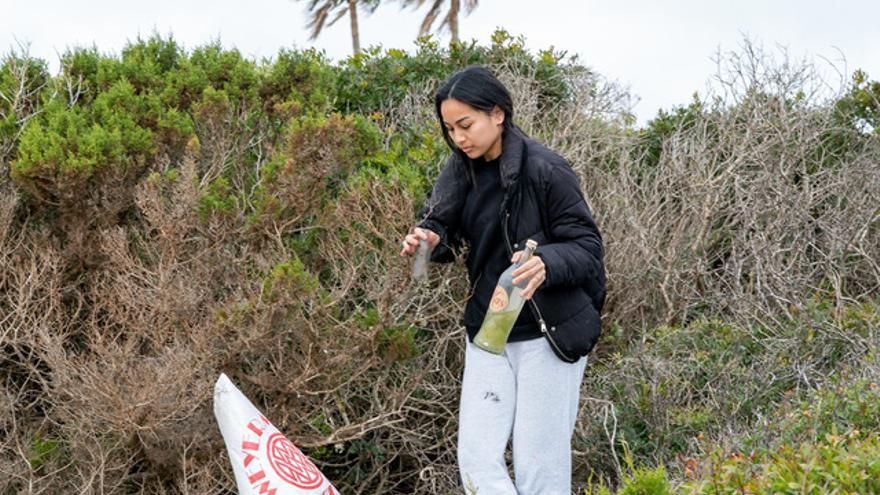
[400,0,479,43]
[296,0,381,55]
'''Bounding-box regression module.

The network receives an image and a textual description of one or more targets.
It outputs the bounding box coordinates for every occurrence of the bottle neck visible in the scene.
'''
[520,244,536,264]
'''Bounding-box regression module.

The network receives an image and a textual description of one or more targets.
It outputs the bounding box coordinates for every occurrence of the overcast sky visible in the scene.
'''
[4,0,878,125]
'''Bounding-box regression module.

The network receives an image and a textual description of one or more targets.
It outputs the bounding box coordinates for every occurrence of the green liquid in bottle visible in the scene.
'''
[473,310,520,354]
[472,239,538,355]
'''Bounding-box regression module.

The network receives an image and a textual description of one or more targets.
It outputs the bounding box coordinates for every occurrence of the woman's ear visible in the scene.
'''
[491,105,505,126]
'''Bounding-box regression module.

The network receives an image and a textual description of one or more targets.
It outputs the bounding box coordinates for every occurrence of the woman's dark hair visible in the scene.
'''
[434,65,515,155]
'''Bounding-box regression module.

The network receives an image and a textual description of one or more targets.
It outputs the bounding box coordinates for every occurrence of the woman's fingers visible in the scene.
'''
[399,234,419,256]
[519,267,545,299]
[512,257,543,279]
[400,228,439,256]
[415,227,440,249]
[511,258,546,295]
[521,274,545,299]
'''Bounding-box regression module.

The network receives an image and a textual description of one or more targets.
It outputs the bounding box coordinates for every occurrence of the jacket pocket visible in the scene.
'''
[542,297,601,362]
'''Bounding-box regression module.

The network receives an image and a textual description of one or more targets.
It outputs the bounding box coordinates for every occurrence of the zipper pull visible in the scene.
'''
[540,321,548,334]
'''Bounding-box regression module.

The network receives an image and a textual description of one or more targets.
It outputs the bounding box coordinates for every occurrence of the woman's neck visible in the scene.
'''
[483,136,502,161]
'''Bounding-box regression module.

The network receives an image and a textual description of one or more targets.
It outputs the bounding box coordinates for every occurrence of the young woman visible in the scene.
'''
[400,65,605,494]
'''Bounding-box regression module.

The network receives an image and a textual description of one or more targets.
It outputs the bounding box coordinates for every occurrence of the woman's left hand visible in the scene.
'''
[511,251,546,300]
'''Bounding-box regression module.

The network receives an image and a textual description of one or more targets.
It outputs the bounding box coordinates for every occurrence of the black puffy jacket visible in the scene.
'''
[419,126,606,359]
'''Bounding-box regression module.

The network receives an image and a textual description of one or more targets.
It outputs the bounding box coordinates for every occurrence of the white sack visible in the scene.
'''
[214,373,339,495]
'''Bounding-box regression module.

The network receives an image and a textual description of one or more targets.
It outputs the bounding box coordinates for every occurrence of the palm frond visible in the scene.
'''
[418,0,444,36]
[307,2,334,39]
[327,6,349,27]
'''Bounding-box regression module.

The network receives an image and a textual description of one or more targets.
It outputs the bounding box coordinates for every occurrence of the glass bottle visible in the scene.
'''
[411,239,430,282]
[473,239,538,354]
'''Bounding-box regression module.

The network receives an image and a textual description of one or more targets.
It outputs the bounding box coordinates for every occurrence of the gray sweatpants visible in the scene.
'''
[458,337,587,494]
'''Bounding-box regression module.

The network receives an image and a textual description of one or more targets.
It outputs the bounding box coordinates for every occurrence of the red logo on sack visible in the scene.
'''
[267,433,325,489]
[240,415,327,493]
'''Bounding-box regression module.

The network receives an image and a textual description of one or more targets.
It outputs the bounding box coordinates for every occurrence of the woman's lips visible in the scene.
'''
[461,146,474,154]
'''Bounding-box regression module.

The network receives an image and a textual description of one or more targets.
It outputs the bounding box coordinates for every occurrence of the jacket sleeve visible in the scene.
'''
[416,155,469,263]
[535,163,605,293]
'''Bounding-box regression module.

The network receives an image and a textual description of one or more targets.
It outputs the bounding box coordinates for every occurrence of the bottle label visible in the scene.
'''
[489,286,509,312]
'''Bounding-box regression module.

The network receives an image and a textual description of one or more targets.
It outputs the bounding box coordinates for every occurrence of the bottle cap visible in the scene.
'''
[525,239,538,250]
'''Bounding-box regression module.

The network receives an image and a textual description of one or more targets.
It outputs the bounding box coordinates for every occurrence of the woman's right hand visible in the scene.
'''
[400,227,440,256]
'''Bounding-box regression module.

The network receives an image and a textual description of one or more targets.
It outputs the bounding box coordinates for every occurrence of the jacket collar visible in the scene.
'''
[460,125,528,191]
[498,125,528,190]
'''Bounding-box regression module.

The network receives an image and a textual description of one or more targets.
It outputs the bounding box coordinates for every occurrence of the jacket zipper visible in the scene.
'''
[502,210,575,362]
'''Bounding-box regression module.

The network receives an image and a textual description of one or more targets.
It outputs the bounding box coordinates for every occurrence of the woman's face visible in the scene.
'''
[440,98,505,161]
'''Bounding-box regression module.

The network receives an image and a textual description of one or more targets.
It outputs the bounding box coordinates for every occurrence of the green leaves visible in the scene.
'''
[837,69,880,134]
[334,29,578,118]
[687,436,880,494]
[13,80,155,184]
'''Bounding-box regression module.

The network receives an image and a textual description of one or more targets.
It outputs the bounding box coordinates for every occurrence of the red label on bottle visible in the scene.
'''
[489,287,509,312]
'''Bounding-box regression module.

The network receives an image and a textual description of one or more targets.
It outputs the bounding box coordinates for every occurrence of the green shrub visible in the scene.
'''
[376,324,420,362]
[762,436,880,494]
[334,29,577,118]
[250,112,381,227]
[581,297,878,482]
[351,126,446,201]
[12,79,155,196]
[618,465,670,495]
[119,33,184,95]
[262,256,319,303]
[687,435,880,494]
[58,46,124,105]
[0,53,49,151]
[260,48,335,119]
[197,176,236,219]
[744,377,880,453]
[837,69,880,134]
[28,435,61,472]
[162,41,259,111]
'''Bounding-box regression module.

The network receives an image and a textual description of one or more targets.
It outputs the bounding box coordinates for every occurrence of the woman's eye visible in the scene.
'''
[460,125,471,130]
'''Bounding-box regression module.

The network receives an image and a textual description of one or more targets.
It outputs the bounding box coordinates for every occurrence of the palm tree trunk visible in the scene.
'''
[449,0,460,43]
[348,0,360,54]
